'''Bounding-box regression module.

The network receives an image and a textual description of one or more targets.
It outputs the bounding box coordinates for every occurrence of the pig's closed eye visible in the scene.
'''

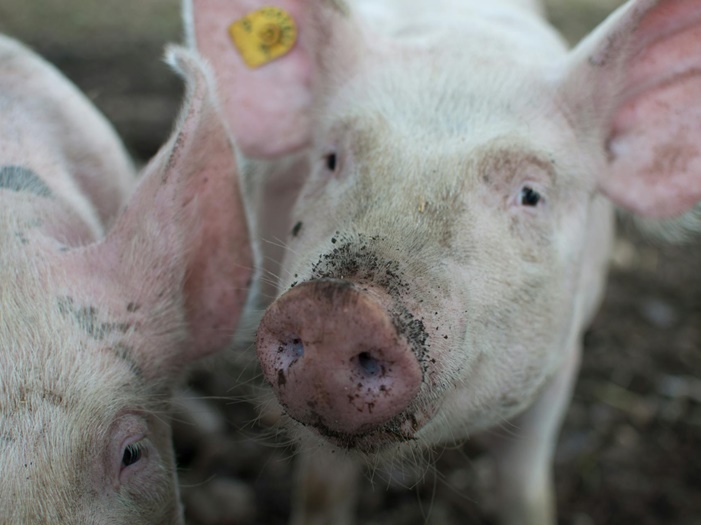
[519,186,542,207]
[121,441,143,469]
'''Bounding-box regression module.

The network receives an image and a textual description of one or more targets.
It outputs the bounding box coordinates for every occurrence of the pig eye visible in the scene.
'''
[519,186,542,207]
[121,441,143,469]
[324,153,337,172]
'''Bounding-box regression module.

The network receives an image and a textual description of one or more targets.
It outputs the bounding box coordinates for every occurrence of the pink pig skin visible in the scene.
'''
[0,35,252,524]
[186,0,701,524]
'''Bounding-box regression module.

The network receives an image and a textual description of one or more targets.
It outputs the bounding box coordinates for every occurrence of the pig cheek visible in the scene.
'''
[418,269,546,430]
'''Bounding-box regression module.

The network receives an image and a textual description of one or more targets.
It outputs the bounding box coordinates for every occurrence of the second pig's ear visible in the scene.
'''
[559,0,701,221]
[70,47,253,365]
[182,0,357,159]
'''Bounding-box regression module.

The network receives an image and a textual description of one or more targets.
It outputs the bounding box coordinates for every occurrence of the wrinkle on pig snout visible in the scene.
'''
[256,279,425,442]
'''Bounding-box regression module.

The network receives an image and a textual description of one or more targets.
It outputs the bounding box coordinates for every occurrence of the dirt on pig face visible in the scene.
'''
[276,237,437,453]
[268,73,606,455]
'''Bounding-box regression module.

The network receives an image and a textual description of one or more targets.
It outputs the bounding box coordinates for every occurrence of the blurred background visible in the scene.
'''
[1,1,700,524]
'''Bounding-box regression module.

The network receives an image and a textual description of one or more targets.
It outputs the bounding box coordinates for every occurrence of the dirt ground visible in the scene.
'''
[2,1,699,524]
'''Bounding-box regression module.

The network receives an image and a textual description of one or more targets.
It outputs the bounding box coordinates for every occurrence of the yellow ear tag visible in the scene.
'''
[228,7,297,69]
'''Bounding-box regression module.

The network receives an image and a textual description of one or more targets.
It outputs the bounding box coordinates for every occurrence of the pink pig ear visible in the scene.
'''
[98,47,253,361]
[183,0,352,159]
[561,0,701,218]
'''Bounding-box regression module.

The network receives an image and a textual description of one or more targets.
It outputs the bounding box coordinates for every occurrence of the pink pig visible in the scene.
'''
[0,35,252,523]
[186,0,701,523]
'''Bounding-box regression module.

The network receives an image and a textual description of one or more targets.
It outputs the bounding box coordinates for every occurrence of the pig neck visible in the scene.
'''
[353,0,567,60]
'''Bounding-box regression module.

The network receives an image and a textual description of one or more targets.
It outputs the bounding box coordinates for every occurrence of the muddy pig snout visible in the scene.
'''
[256,279,422,436]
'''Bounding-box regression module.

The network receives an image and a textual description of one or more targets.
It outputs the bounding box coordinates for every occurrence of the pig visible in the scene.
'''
[0,35,252,524]
[184,0,701,523]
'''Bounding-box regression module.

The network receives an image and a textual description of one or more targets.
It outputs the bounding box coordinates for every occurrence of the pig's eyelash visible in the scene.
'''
[121,441,144,468]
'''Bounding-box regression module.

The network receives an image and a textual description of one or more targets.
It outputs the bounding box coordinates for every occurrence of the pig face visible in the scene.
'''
[256,56,605,452]
[0,38,251,523]
[0,265,181,522]
[187,0,701,522]
[188,0,701,461]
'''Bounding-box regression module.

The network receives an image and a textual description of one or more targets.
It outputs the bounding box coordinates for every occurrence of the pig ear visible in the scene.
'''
[97,46,253,361]
[560,0,701,218]
[183,0,352,159]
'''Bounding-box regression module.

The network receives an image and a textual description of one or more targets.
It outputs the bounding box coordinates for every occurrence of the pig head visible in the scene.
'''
[0,36,252,524]
[186,0,701,523]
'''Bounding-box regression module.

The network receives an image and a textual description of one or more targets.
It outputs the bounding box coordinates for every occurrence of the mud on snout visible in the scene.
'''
[256,239,440,453]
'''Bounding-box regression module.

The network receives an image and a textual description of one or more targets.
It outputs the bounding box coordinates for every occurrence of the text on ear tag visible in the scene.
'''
[229,7,297,68]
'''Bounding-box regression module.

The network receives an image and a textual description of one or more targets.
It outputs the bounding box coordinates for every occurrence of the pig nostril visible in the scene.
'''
[277,337,304,368]
[356,351,382,377]
[289,338,304,359]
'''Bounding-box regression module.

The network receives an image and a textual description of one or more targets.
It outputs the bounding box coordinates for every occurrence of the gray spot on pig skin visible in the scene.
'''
[109,342,142,378]
[40,390,64,407]
[588,34,617,67]
[14,232,29,245]
[57,297,132,340]
[126,302,141,313]
[0,166,52,197]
